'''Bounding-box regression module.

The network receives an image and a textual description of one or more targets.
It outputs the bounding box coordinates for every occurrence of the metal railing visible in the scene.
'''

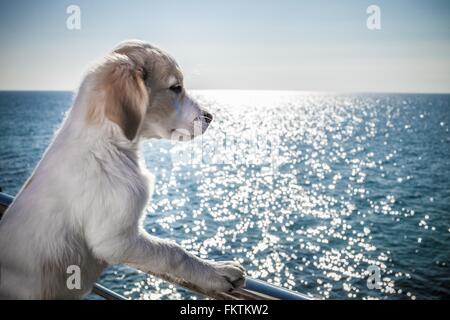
[0,192,313,300]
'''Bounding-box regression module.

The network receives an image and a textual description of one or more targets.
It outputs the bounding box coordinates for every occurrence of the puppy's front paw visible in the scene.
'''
[198,260,246,293]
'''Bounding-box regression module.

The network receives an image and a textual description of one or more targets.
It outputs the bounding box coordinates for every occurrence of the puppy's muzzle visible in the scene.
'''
[203,111,213,125]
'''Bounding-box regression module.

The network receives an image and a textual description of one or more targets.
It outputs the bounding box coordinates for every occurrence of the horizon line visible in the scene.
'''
[0,89,450,95]
[0,89,449,95]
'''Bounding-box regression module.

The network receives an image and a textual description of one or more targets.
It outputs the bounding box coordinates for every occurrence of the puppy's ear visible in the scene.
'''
[103,54,149,141]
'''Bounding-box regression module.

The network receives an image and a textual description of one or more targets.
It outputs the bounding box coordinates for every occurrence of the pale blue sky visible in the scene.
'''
[0,0,449,92]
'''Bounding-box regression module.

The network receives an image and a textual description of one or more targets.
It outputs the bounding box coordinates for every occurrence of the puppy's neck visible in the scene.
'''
[69,78,143,145]
[51,85,145,171]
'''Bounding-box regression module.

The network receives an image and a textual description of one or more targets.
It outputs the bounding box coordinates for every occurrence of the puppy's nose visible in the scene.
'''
[203,111,213,124]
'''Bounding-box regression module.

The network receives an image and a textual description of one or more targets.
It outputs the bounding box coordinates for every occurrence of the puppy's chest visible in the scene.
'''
[142,167,155,198]
[87,162,155,216]
[122,167,155,208]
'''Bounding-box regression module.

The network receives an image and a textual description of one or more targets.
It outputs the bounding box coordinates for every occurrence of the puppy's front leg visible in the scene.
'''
[93,229,245,293]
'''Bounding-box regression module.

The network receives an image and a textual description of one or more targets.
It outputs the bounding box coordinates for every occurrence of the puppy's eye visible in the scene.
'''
[169,84,182,94]
[141,69,148,81]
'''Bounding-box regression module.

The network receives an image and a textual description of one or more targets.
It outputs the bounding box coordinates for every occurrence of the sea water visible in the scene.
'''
[0,90,449,299]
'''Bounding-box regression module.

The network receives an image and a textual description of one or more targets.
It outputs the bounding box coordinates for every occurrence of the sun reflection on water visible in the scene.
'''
[117,91,450,300]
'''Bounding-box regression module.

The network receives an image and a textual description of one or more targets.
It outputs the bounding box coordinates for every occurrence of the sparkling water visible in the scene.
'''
[0,91,449,299]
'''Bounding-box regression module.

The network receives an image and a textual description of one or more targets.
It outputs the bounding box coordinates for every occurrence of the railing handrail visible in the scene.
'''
[92,283,127,300]
[0,192,313,300]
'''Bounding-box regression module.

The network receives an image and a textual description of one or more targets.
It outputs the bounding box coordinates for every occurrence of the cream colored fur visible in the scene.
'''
[0,40,244,299]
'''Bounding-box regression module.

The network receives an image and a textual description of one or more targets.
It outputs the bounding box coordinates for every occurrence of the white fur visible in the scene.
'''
[0,40,244,299]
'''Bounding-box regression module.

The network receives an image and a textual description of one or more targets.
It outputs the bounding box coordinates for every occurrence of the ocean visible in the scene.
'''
[0,90,449,299]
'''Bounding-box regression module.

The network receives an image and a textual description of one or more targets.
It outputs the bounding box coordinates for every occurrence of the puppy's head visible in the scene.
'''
[89,40,212,142]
